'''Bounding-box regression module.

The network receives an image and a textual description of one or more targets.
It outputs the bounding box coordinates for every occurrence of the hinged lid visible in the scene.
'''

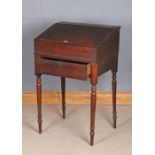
[35,22,120,47]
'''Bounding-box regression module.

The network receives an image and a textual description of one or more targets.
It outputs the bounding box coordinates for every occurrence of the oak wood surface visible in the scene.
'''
[22,91,131,105]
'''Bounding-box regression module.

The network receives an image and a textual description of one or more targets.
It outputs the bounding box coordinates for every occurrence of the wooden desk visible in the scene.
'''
[34,22,120,146]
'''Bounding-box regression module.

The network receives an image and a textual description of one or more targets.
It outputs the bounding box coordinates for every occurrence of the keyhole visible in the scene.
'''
[63,40,69,43]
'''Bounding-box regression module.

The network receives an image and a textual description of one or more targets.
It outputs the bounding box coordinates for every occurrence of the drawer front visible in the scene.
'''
[35,56,90,80]
[34,40,96,62]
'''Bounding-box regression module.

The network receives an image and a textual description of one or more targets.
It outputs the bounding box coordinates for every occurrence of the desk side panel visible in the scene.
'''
[97,29,120,74]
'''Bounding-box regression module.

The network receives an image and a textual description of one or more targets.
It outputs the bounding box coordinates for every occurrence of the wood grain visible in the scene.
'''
[22,91,132,105]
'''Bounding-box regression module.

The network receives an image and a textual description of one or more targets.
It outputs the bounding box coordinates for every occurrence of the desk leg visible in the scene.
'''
[36,75,42,133]
[61,77,66,119]
[90,64,97,146]
[112,71,117,128]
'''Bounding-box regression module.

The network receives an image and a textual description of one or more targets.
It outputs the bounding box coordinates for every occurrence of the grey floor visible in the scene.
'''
[22,105,132,155]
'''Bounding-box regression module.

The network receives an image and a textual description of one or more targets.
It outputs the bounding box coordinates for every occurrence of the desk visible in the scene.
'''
[34,22,120,146]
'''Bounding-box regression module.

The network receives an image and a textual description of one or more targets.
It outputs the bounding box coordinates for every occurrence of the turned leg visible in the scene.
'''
[61,77,66,119]
[112,71,117,128]
[36,75,42,133]
[90,64,98,146]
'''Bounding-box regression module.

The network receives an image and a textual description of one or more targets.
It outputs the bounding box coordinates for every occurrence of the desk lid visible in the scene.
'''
[35,22,120,47]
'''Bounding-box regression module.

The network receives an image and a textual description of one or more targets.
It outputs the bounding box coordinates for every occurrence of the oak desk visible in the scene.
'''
[34,22,120,146]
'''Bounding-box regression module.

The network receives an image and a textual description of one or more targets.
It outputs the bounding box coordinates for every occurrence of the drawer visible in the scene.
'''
[34,40,96,62]
[35,56,90,80]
